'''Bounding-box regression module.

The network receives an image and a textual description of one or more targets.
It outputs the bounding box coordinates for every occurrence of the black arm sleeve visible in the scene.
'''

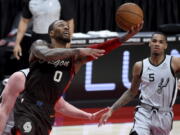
[59,0,75,20]
[22,0,32,19]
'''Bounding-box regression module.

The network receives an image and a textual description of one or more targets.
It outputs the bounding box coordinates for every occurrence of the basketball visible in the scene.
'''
[115,3,143,31]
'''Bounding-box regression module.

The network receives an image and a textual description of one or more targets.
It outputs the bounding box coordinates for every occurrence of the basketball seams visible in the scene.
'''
[116,10,143,18]
[116,15,138,26]
[116,18,129,30]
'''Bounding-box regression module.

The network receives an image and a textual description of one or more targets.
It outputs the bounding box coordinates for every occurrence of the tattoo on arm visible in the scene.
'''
[111,89,136,111]
[30,40,80,61]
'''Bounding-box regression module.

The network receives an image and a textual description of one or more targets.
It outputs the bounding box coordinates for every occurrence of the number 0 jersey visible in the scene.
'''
[24,57,75,105]
[139,55,177,108]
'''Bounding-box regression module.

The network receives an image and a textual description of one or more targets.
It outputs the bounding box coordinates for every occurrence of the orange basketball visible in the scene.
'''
[115,3,143,31]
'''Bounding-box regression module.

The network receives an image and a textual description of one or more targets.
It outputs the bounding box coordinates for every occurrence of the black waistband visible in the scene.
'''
[140,102,159,111]
[139,102,172,112]
[18,93,54,109]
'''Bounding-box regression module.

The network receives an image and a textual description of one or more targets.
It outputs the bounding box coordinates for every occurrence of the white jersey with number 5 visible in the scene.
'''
[139,55,178,107]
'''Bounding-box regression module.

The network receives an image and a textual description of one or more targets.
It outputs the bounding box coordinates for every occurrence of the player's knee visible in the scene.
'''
[15,117,35,135]
[129,131,138,135]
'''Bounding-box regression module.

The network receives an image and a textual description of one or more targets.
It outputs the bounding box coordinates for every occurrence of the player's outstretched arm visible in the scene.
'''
[0,72,25,135]
[29,40,105,62]
[98,61,142,127]
[85,22,143,62]
[74,23,143,68]
[55,97,108,120]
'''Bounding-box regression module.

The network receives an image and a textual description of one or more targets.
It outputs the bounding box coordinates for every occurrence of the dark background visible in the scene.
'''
[1,0,180,38]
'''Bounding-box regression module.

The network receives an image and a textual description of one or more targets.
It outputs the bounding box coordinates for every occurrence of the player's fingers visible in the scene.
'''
[94,107,109,115]
[98,117,104,127]
[129,26,134,32]
[90,52,104,59]
[92,49,105,53]
[14,51,20,60]
[14,47,22,60]
[98,115,108,127]
[17,51,22,60]
[19,50,22,57]
[98,49,105,53]
[90,55,98,60]
[140,22,144,29]
[94,53,104,57]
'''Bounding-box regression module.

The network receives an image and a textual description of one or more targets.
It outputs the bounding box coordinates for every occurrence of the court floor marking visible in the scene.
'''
[51,121,180,135]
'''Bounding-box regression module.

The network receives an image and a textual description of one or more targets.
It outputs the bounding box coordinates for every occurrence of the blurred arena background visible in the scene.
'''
[0,0,180,134]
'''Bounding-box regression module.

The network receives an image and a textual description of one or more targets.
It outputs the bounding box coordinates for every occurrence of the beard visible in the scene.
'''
[54,33,71,43]
[152,52,159,56]
[55,36,71,43]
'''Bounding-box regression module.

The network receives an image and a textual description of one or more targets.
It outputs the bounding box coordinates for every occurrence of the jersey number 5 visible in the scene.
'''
[149,73,154,82]
[54,71,63,82]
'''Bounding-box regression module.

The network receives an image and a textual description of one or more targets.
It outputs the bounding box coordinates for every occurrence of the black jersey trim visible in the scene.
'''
[170,77,177,107]
[130,107,139,134]
[170,56,175,77]
[22,0,32,19]
[148,55,166,67]
[0,96,2,103]
[139,61,143,78]
[19,71,27,78]
[19,68,30,78]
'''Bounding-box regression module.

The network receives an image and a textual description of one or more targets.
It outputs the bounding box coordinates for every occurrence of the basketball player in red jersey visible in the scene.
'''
[2,20,142,135]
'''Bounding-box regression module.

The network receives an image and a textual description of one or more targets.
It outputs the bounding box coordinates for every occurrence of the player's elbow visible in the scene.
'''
[54,98,65,113]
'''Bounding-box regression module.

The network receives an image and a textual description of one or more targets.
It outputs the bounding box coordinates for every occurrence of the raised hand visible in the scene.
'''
[119,21,144,43]
[128,21,144,36]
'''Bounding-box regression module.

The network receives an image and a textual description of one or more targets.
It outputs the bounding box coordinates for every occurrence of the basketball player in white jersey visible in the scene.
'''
[99,32,180,135]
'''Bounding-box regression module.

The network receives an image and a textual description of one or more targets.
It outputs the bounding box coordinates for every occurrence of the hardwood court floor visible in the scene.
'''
[51,121,180,135]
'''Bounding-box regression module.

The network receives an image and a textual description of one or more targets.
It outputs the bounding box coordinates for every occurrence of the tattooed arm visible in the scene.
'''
[98,61,142,127]
[29,40,105,62]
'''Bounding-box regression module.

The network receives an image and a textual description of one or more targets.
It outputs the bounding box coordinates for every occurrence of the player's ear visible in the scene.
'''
[49,31,54,37]
[148,41,151,47]
[164,42,168,49]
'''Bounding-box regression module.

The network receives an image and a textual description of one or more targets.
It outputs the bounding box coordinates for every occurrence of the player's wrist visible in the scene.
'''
[88,113,94,120]
[109,106,116,114]
[118,32,130,43]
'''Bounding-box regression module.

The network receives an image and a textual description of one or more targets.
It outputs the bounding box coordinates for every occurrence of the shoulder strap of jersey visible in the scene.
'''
[20,68,30,77]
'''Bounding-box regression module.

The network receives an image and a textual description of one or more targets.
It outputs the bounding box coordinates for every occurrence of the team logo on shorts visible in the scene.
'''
[23,121,32,133]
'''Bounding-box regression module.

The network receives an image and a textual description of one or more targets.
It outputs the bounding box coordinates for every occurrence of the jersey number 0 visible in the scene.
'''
[54,71,63,82]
